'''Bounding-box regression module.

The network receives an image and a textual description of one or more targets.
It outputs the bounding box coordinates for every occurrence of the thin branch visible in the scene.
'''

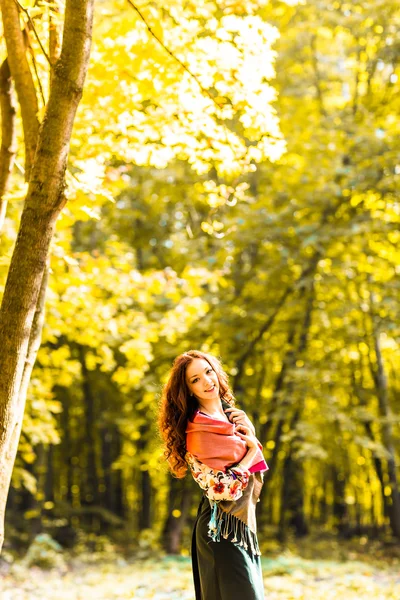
[25,30,46,106]
[233,285,293,391]
[125,0,268,169]
[352,43,362,116]
[126,0,223,113]
[310,34,327,118]
[15,0,52,65]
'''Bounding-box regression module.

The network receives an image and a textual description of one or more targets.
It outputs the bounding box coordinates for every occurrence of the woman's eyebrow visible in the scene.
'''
[190,367,209,380]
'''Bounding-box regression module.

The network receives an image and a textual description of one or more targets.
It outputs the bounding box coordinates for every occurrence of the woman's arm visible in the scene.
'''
[186,452,250,501]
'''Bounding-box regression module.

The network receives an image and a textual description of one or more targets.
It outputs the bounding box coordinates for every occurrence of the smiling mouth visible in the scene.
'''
[205,385,216,392]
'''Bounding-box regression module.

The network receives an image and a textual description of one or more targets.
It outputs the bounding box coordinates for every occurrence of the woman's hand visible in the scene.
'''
[224,407,256,435]
[234,423,259,449]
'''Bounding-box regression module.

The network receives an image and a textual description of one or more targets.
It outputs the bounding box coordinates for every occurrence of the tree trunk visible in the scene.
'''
[332,465,349,536]
[278,453,308,542]
[137,421,152,531]
[0,0,39,175]
[100,425,124,518]
[0,58,17,231]
[78,346,99,509]
[45,444,55,503]
[55,384,74,504]
[139,470,152,530]
[0,0,95,554]
[370,318,400,538]
[351,368,391,524]
[162,476,192,554]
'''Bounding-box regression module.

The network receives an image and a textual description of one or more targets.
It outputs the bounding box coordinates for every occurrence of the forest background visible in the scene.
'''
[0,0,399,587]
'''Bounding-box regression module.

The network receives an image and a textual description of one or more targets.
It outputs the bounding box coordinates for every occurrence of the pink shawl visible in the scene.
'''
[185,408,268,474]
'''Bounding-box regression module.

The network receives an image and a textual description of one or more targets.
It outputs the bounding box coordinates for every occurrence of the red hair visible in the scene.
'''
[158,350,235,478]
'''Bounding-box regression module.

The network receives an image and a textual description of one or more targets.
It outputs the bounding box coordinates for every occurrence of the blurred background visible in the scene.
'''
[0,0,399,597]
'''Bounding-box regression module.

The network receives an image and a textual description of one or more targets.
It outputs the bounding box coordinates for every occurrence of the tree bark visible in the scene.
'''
[139,469,152,530]
[0,0,39,176]
[0,58,17,231]
[100,425,124,518]
[276,283,315,539]
[332,464,350,536]
[162,476,192,554]
[278,453,308,542]
[137,422,152,531]
[369,312,400,538]
[49,0,62,76]
[78,345,100,508]
[0,0,95,554]
[351,367,390,523]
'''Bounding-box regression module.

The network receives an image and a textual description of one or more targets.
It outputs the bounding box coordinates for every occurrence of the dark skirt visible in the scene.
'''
[191,495,265,600]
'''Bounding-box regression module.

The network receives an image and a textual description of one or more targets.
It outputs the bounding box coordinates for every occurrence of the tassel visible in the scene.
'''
[207,505,262,556]
[208,500,223,541]
[209,500,218,530]
[222,513,231,539]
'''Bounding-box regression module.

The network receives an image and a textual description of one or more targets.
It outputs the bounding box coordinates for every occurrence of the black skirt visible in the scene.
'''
[191,495,265,600]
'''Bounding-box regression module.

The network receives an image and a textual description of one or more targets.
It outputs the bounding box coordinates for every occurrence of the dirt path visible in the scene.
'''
[1,555,399,600]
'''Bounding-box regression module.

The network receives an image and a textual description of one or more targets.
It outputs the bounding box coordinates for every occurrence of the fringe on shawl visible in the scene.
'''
[207,500,261,556]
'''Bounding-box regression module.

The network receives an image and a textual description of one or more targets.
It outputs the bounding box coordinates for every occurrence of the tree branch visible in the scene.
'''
[24,28,46,106]
[0,0,40,177]
[17,261,49,407]
[0,59,17,232]
[15,0,52,65]
[49,0,62,87]
[125,0,224,113]
[310,34,327,118]
[233,285,292,391]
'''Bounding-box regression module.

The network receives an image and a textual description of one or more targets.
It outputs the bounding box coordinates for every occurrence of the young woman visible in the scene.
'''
[158,349,269,600]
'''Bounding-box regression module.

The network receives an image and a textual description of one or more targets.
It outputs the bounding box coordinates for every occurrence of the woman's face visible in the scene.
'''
[185,358,220,402]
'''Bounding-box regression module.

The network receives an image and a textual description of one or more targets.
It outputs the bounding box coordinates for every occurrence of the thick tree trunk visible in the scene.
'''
[0,58,17,231]
[0,0,95,553]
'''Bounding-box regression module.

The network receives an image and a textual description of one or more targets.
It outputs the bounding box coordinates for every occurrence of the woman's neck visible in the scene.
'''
[197,398,225,418]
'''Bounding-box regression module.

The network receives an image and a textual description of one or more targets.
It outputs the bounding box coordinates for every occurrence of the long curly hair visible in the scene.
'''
[158,349,235,478]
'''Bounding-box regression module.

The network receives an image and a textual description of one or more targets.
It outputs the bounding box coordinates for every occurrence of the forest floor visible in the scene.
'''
[1,536,399,600]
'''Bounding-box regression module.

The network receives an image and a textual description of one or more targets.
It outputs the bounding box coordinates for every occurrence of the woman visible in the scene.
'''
[158,349,269,600]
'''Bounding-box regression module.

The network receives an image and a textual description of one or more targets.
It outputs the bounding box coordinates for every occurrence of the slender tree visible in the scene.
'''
[0,0,95,553]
